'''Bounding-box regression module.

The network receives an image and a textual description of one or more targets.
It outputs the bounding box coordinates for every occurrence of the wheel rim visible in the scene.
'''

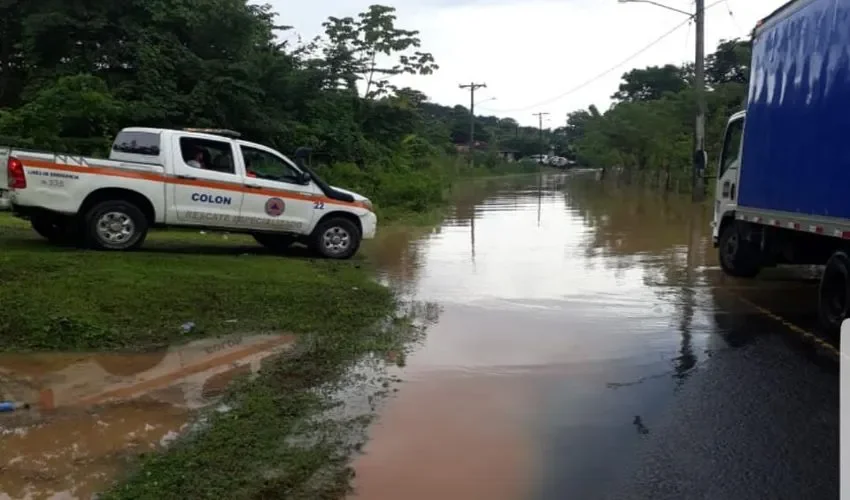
[96,211,135,244]
[322,226,351,255]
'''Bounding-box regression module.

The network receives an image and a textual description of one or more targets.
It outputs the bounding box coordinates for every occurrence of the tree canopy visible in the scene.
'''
[0,0,754,194]
[571,38,752,187]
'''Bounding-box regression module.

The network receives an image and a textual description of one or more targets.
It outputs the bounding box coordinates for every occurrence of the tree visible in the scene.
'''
[706,39,752,86]
[320,5,438,99]
[612,64,689,102]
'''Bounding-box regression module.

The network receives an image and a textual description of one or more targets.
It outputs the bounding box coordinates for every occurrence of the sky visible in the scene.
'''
[273,0,789,127]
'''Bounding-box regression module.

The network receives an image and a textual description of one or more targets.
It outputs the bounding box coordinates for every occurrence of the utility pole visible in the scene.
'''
[693,0,706,201]
[533,112,550,155]
[617,0,706,201]
[459,82,487,165]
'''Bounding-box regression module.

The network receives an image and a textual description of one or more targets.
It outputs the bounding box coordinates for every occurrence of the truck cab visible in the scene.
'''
[712,111,745,246]
[6,127,376,259]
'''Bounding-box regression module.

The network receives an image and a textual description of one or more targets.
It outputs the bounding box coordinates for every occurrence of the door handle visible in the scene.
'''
[730,183,736,201]
[177,174,197,180]
[244,184,262,189]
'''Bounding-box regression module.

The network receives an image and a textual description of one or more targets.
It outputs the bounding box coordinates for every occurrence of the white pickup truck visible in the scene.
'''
[1,128,376,259]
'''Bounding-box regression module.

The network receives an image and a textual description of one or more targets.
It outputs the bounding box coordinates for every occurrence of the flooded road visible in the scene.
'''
[355,172,838,500]
[0,171,838,499]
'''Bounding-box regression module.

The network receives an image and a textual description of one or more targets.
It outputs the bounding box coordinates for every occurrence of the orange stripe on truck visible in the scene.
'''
[20,158,369,210]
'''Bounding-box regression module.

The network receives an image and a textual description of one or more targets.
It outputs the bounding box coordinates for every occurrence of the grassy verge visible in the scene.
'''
[1,212,430,498]
[319,157,541,225]
[104,306,430,499]
[0,214,394,351]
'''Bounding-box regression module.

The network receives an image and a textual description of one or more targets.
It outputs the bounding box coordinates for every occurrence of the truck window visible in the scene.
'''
[720,118,744,176]
[180,137,235,175]
[240,145,302,184]
[112,131,161,156]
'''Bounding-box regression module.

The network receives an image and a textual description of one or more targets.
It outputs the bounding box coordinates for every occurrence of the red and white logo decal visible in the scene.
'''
[265,197,285,217]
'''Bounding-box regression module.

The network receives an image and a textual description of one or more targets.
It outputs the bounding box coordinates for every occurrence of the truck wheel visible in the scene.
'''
[253,233,295,253]
[718,223,761,278]
[818,251,850,336]
[31,215,78,244]
[311,217,360,259]
[84,200,148,251]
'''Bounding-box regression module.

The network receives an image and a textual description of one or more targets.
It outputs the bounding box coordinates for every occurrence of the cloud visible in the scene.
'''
[271,0,788,126]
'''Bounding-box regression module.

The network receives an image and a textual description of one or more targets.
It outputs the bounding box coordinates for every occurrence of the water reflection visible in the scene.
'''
[354,171,829,500]
[0,334,294,499]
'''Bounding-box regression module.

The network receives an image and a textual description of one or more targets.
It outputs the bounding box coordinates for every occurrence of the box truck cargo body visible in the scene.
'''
[712,0,850,333]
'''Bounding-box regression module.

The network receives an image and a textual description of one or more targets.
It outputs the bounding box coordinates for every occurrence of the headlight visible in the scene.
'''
[362,199,374,211]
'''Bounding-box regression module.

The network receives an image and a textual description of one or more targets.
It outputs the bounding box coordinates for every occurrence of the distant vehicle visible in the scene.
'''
[549,156,569,168]
[712,0,850,332]
[2,127,376,259]
[525,154,549,164]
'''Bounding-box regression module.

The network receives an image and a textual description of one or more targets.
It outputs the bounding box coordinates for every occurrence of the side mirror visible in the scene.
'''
[299,171,311,185]
[294,146,312,169]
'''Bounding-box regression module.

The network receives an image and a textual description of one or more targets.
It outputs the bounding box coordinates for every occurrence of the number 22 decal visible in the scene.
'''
[313,201,325,210]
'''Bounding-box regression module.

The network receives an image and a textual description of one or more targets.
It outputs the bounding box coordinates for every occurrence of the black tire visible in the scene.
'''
[311,217,361,259]
[718,222,761,278]
[31,215,78,244]
[83,200,148,251]
[253,233,295,253]
[818,251,850,336]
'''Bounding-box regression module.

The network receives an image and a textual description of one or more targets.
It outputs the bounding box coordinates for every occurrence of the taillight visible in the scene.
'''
[7,156,25,189]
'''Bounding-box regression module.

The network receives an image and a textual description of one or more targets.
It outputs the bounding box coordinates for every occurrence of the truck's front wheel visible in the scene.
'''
[311,217,361,259]
[84,200,148,251]
[818,251,850,335]
[718,222,761,278]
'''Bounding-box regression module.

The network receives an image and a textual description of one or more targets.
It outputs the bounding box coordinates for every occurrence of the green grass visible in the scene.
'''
[0,211,428,498]
[0,213,394,351]
[104,311,427,500]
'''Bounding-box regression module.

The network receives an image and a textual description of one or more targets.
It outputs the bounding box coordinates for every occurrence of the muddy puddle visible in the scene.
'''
[0,334,294,499]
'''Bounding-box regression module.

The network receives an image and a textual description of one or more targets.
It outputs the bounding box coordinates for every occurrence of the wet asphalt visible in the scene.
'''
[353,171,839,500]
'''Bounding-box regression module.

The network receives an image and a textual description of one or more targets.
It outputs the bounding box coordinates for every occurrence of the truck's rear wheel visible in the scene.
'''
[84,200,148,251]
[311,217,360,259]
[253,233,295,253]
[31,215,78,244]
[818,251,850,336]
[718,222,761,278]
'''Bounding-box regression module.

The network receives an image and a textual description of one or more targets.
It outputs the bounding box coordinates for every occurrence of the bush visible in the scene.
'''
[320,158,451,218]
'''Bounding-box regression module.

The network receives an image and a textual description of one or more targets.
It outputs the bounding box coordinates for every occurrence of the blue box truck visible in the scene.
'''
[712,0,850,333]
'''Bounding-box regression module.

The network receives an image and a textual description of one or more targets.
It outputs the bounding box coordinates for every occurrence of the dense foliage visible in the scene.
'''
[0,1,552,217]
[0,0,753,207]
[566,39,752,188]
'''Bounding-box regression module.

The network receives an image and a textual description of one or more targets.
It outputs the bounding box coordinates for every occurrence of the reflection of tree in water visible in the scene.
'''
[564,175,713,380]
[369,226,431,299]
[370,176,541,298]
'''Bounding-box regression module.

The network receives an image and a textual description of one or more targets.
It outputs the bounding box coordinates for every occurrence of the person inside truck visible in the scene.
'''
[184,145,210,170]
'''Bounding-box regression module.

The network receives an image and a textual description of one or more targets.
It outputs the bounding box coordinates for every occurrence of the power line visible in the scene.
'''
[480,0,730,115]
[483,18,691,113]
[723,0,746,37]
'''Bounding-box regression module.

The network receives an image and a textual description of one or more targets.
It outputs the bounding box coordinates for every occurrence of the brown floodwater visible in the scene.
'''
[0,334,294,499]
[351,171,833,500]
[0,171,834,500]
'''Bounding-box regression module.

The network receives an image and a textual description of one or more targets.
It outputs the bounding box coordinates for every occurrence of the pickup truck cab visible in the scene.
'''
[3,128,376,259]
